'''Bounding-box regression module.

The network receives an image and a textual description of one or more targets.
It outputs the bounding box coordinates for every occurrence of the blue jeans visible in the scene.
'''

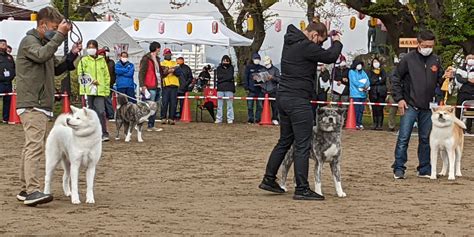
[216,91,234,122]
[147,88,161,128]
[352,97,366,126]
[247,91,263,123]
[392,106,432,175]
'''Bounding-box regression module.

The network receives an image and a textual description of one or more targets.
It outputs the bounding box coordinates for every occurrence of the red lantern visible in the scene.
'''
[275,19,282,32]
[105,13,112,21]
[158,21,165,34]
[212,21,218,34]
[358,12,365,20]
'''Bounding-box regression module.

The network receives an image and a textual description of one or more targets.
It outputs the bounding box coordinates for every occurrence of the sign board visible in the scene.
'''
[399,38,418,48]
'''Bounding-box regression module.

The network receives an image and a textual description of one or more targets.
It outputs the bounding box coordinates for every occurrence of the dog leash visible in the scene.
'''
[109,88,149,107]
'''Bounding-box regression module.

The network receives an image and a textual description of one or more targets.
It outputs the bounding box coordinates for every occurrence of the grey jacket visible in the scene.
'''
[261,66,281,94]
[16,29,77,111]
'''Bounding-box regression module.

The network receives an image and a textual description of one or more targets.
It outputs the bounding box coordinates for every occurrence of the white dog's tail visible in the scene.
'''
[54,114,70,127]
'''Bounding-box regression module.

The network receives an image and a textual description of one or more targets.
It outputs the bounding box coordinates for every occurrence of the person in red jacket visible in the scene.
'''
[139,41,164,132]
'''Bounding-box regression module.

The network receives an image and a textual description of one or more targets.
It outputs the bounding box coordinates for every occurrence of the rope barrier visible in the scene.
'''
[0,93,472,109]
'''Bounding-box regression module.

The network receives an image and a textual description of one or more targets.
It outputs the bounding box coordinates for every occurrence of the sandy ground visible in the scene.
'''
[0,122,473,235]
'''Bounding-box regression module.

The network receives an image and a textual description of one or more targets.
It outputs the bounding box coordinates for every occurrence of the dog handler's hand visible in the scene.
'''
[57,19,72,36]
[398,100,408,115]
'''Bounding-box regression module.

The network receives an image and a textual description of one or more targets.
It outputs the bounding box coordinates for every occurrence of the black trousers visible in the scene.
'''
[161,86,178,120]
[370,96,385,117]
[264,96,313,191]
[456,92,474,132]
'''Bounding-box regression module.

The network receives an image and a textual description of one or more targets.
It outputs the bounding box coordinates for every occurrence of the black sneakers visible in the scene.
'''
[258,177,285,194]
[16,191,27,201]
[23,191,53,206]
[293,188,325,201]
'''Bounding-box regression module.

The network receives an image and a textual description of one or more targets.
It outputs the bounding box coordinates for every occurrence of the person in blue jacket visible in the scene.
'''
[349,59,370,130]
[115,51,136,102]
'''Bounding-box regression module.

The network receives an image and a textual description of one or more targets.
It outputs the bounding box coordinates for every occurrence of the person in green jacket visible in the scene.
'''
[15,6,81,206]
[77,39,111,141]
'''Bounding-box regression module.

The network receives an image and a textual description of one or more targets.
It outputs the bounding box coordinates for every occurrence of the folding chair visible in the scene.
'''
[460,100,474,136]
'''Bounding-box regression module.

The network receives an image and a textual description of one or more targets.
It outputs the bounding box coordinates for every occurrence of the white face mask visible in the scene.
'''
[265,64,272,69]
[418,47,433,57]
[356,64,363,71]
[340,61,347,67]
[373,62,380,69]
[467,59,474,66]
[253,59,261,65]
[121,58,128,63]
[105,52,110,57]
[86,48,97,56]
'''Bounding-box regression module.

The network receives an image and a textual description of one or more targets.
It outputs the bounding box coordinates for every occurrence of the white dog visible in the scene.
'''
[44,106,102,204]
[430,106,466,180]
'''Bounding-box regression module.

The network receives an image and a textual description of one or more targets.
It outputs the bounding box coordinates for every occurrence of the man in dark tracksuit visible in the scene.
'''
[0,39,15,123]
[259,22,342,200]
[243,53,266,123]
[391,30,447,179]
[176,56,193,119]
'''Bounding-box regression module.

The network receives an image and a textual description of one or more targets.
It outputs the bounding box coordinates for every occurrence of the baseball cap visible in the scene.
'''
[263,56,271,65]
[163,48,172,55]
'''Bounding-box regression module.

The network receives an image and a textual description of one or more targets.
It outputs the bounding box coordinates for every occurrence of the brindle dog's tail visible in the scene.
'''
[117,94,129,106]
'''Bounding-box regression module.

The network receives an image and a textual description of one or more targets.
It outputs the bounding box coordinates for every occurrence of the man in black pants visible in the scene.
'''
[259,22,342,200]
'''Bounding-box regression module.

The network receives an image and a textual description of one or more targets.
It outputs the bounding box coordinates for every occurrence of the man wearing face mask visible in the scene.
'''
[115,51,136,101]
[332,56,350,107]
[0,39,15,123]
[391,30,448,179]
[243,53,266,124]
[261,56,281,125]
[259,22,342,201]
[15,6,81,206]
[77,40,111,142]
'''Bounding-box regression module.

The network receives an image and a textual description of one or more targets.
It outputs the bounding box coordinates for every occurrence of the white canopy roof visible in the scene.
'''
[0,20,144,58]
[125,14,253,47]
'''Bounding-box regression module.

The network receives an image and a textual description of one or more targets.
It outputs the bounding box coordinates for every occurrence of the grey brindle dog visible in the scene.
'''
[280,107,346,198]
[115,95,157,143]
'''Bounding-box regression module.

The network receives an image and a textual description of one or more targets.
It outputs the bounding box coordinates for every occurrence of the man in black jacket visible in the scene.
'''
[101,46,116,119]
[391,30,448,179]
[176,56,193,119]
[259,22,342,200]
[0,39,15,123]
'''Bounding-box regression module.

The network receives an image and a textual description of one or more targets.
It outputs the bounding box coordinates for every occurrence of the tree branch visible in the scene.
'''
[208,0,236,31]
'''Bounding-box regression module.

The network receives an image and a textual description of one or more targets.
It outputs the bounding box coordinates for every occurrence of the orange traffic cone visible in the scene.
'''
[62,91,71,114]
[112,92,117,112]
[345,98,356,129]
[259,93,272,126]
[180,92,192,123]
[8,90,21,124]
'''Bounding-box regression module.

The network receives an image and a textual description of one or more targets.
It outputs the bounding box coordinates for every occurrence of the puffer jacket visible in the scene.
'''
[349,69,370,98]
[115,61,135,89]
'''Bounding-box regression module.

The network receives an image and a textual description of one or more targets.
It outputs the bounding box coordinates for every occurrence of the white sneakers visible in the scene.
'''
[272,120,279,126]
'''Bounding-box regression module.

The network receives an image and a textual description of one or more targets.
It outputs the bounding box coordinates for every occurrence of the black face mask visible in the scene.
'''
[43,25,57,41]
[164,55,172,60]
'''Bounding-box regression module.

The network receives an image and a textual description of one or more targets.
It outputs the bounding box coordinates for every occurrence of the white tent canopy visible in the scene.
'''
[125,14,253,47]
[0,20,144,60]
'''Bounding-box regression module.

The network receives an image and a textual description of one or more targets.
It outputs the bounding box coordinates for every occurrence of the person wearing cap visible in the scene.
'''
[243,53,266,124]
[0,39,15,123]
[6,45,12,55]
[100,46,116,119]
[160,48,180,125]
[259,22,342,201]
[176,56,193,119]
[261,55,281,125]
[139,41,164,131]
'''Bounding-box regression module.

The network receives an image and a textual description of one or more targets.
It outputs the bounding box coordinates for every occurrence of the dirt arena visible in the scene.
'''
[0,122,473,235]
